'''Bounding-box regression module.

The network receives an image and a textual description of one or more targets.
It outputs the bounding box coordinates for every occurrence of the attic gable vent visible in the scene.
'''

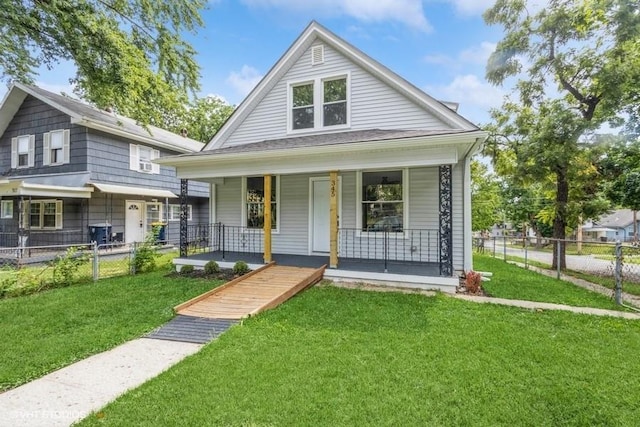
[311,45,324,65]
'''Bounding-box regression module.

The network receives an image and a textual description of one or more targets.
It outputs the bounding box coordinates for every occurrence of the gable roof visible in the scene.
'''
[0,83,203,153]
[594,209,637,229]
[204,21,479,151]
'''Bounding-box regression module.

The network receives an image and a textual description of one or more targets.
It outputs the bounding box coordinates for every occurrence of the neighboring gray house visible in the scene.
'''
[0,83,209,247]
[583,209,640,242]
[161,22,487,292]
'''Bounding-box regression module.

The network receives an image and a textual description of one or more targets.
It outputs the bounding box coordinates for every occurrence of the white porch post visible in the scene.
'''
[463,156,473,272]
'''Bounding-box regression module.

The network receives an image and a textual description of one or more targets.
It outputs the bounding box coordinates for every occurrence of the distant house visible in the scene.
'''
[159,22,487,292]
[583,209,640,242]
[0,83,208,248]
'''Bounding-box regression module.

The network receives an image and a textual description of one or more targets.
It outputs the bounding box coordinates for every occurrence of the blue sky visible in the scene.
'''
[2,0,508,126]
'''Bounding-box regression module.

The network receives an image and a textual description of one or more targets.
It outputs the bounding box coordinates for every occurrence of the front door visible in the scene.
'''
[310,178,340,253]
[125,201,145,243]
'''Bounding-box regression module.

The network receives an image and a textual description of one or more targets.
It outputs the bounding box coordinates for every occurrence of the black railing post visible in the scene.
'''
[179,179,188,257]
[384,229,389,273]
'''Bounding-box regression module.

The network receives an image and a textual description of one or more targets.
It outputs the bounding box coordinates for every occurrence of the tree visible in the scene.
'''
[1,0,206,127]
[470,160,502,232]
[484,0,640,268]
[177,96,235,143]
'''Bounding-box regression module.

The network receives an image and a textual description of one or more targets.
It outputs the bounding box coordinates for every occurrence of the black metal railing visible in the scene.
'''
[338,228,440,272]
[185,223,263,256]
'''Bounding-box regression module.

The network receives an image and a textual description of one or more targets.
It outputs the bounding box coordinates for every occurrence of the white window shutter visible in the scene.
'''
[55,200,63,229]
[152,149,160,174]
[63,129,70,164]
[43,132,51,166]
[129,144,139,171]
[28,135,35,167]
[10,137,17,168]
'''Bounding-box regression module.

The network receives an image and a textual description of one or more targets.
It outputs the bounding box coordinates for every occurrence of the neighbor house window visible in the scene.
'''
[289,73,349,132]
[43,129,70,165]
[323,78,347,126]
[169,204,192,221]
[292,83,314,130]
[129,144,160,174]
[1,200,13,219]
[361,170,404,232]
[145,202,163,233]
[244,176,278,230]
[11,135,34,168]
[26,200,63,229]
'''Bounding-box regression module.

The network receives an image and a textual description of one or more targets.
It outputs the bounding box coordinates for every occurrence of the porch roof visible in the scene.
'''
[90,182,177,199]
[0,180,93,198]
[157,128,487,179]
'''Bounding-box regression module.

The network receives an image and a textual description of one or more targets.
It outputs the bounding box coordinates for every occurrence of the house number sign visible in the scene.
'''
[330,181,336,197]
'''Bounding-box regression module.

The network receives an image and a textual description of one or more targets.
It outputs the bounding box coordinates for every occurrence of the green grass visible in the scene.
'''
[0,269,219,391]
[473,254,623,310]
[497,253,640,297]
[77,287,640,426]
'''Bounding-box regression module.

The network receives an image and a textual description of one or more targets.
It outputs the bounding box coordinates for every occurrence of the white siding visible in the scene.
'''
[211,169,464,270]
[223,42,451,147]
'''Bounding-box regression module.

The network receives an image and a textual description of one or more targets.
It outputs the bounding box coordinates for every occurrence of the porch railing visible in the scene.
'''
[186,223,263,256]
[338,228,440,272]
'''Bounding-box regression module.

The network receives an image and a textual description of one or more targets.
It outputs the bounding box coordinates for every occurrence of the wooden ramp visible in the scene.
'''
[174,263,325,319]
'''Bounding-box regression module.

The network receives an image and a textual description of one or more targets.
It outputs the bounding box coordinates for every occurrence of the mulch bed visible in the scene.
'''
[166,268,240,281]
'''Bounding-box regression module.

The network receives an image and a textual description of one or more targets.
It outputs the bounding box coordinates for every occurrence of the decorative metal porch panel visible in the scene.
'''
[439,165,453,276]
[180,179,189,257]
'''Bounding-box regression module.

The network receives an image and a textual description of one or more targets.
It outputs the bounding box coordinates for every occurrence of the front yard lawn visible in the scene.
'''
[0,270,219,391]
[78,286,640,426]
[474,254,625,310]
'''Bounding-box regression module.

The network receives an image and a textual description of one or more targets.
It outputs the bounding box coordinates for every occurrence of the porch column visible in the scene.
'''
[439,165,453,276]
[329,170,338,268]
[263,174,272,263]
[179,179,188,257]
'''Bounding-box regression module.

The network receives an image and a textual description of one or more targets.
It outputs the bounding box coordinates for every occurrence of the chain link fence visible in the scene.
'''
[476,236,640,305]
[0,240,180,298]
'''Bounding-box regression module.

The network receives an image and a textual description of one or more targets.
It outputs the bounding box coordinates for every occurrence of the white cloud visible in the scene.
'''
[446,0,496,16]
[241,0,431,32]
[459,42,497,65]
[424,41,496,69]
[427,74,505,124]
[225,65,263,98]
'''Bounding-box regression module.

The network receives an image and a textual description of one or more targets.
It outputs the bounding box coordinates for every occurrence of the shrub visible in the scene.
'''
[131,233,160,274]
[233,261,250,276]
[50,246,90,287]
[180,264,195,275]
[465,271,482,294]
[204,260,220,275]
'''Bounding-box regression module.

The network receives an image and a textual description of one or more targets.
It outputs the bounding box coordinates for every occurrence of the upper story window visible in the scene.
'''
[289,73,350,133]
[11,135,35,168]
[129,144,160,174]
[323,78,347,126]
[292,83,314,130]
[43,129,70,166]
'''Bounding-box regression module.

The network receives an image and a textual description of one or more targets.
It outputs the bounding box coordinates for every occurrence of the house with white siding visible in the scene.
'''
[162,21,487,292]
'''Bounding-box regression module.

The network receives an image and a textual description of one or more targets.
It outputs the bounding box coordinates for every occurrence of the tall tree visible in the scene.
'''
[470,160,503,232]
[178,96,235,143]
[0,0,206,126]
[484,0,640,268]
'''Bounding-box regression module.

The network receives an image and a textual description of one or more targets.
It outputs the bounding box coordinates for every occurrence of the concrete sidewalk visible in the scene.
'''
[453,294,640,320]
[0,338,202,427]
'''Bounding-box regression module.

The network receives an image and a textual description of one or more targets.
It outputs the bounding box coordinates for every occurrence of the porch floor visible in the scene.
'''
[186,251,441,276]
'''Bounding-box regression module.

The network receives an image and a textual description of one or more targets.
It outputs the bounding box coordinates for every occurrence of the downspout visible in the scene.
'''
[462,136,487,272]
